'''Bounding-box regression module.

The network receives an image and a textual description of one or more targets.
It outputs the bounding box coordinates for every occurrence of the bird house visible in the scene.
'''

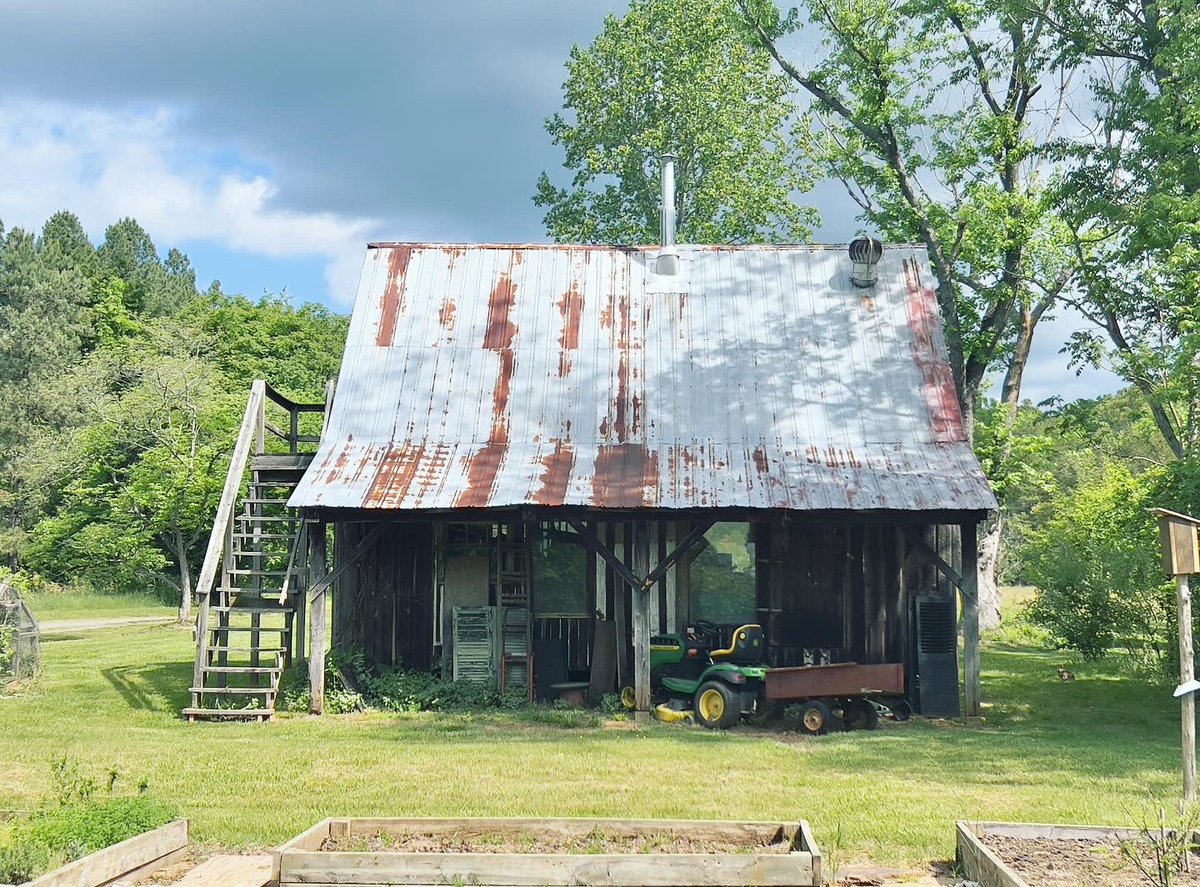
[1153,508,1200,576]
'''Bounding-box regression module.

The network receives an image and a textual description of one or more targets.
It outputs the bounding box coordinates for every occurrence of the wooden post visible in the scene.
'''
[1180,574,1197,802]
[1152,508,1200,800]
[632,521,651,715]
[308,520,328,715]
[961,521,980,718]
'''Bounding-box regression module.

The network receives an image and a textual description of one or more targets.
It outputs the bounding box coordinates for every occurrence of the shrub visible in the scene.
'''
[0,759,174,883]
[0,841,50,884]
[1025,463,1175,670]
[19,797,176,857]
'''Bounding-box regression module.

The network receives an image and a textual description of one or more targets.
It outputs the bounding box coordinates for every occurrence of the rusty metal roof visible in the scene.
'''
[289,243,996,513]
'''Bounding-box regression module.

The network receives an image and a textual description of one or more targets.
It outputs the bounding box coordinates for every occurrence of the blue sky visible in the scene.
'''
[0,1,1119,403]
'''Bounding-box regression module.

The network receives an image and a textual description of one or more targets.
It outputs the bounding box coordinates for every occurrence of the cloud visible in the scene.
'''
[0,99,378,304]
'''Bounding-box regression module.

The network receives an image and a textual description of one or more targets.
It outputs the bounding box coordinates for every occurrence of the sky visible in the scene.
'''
[0,1,1120,404]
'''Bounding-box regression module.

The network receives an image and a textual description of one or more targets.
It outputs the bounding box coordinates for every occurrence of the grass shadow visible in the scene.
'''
[101,660,192,715]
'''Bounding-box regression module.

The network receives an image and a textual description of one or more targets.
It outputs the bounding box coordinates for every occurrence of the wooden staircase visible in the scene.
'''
[184,381,328,722]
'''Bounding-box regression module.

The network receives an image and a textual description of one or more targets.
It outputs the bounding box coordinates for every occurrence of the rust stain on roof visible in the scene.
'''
[557,281,584,377]
[457,269,519,507]
[535,440,575,506]
[438,298,457,330]
[903,259,964,443]
[366,443,426,506]
[375,245,413,346]
[751,446,769,475]
[482,272,518,351]
[592,443,659,508]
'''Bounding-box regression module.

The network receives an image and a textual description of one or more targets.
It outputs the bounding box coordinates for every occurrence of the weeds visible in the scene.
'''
[0,758,174,883]
[1117,804,1200,887]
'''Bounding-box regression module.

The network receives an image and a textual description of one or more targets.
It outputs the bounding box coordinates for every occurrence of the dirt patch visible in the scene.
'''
[321,829,791,855]
[981,834,1200,886]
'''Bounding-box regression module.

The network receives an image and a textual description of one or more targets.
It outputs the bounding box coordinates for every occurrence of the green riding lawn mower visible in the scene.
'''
[625,620,911,732]
[645,620,768,729]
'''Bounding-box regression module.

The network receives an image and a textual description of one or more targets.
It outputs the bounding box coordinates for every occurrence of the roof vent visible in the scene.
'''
[657,153,679,276]
[849,236,883,287]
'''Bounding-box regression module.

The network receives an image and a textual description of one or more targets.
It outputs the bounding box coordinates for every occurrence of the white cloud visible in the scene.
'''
[0,99,378,304]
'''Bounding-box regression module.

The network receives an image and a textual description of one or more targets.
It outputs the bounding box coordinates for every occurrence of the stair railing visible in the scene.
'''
[192,380,267,692]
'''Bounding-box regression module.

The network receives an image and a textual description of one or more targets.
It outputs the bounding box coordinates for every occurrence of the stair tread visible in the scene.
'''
[191,685,276,694]
[206,625,291,633]
[202,666,282,674]
[209,605,294,614]
[183,708,273,720]
[232,532,295,540]
[227,569,295,576]
[236,515,300,523]
[206,646,287,653]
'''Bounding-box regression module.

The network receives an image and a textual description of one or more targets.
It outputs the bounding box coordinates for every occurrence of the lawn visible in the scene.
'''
[0,607,1185,868]
[22,589,176,623]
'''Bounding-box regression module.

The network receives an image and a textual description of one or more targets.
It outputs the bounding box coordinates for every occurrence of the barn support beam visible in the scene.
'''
[308,521,328,715]
[564,517,714,713]
[632,521,651,717]
[961,521,980,718]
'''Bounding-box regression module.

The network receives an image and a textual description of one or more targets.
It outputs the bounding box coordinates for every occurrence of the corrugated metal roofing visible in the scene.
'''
[289,243,997,513]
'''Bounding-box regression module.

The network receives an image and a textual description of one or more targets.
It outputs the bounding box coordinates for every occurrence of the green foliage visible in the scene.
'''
[20,797,175,859]
[536,0,816,244]
[0,210,346,603]
[1024,463,1174,667]
[0,758,173,883]
[742,0,1077,421]
[0,841,50,884]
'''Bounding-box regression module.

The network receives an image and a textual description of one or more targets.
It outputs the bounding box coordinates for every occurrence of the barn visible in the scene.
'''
[185,235,995,723]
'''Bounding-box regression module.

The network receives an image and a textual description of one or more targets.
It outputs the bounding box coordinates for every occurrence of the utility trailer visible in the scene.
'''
[764,662,909,734]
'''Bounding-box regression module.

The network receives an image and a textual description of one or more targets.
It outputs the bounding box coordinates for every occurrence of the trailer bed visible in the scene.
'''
[765,662,905,701]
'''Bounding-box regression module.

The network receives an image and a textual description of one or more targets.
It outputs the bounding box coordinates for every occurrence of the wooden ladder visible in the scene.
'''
[184,381,326,722]
[497,527,532,695]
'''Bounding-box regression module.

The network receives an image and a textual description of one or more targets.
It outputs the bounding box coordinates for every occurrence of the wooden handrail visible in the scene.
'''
[192,380,265,690]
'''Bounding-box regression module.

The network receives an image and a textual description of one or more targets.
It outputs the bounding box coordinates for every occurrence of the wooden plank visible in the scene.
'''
[961,521,980,717]
[954,821,1027,887]
[274,819,334,882]
[309,521,329,715]
[1180,574,1197,800]
[28,819,188,887]
[796,821,821,885]
[632,522,651,713]
[280,851,814,886]
[342,818,794,843]
[171,854,273,887]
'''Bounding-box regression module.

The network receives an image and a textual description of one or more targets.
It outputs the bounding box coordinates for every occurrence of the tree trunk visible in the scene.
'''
[977,512,1003,630]
[176,528,192,623]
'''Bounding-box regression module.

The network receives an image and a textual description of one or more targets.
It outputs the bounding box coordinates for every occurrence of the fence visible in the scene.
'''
[0,578,41,681]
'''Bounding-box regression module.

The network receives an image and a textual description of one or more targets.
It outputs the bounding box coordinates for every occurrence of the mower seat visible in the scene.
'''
[708,624,766,665]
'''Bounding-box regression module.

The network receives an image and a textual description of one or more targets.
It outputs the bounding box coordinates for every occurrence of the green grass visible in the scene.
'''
[0,615,1185,868]
[22,590,176,623]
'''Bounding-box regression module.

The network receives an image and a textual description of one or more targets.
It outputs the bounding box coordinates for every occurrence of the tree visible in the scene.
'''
[535,0,817,245]
[739,0,1080,625]
[1044,0,1200,460]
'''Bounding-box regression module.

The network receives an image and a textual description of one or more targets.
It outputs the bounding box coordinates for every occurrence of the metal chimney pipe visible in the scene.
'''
[657,153,679,275]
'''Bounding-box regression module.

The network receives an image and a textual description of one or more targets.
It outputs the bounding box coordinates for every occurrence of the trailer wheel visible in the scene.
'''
[844,698,880,731]
[694,681,739,729]
[796,699,835,735]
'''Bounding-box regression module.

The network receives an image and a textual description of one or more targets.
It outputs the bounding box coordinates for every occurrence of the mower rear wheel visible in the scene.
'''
[694,681,739,729]
[796,699,835,735]
[843,698,880,731]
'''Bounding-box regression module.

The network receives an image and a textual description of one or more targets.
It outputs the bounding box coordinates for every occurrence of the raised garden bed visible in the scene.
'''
[956,820,1200,887]
[274,817,822,886]
[22,819,188,887]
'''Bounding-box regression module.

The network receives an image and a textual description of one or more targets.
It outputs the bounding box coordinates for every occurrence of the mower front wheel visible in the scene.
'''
[694,681,739,729]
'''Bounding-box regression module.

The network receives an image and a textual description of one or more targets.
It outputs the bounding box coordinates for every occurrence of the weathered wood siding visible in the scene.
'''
[334,521,435,670]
